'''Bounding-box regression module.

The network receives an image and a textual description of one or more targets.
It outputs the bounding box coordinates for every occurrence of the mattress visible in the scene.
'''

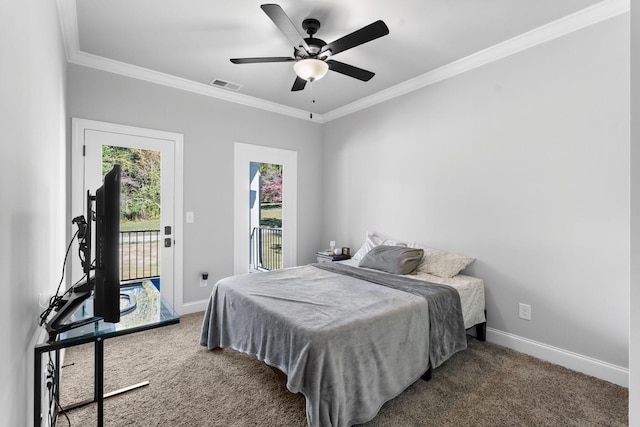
[338,259,485,329]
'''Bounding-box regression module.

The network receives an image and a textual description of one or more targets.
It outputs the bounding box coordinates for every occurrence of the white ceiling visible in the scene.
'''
[61,0,622,120]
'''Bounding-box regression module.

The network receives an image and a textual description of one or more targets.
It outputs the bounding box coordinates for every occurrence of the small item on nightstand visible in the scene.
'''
[316,251,352,263]
[341,247,350,256]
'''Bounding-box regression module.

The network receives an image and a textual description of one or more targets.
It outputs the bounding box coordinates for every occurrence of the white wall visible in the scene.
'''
[630,0,638,422]
[66,65,324,307]
[322,15,629,374]
[0,1,68,425]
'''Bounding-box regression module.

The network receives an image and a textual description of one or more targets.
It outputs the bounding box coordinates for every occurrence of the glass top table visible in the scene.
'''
[58,281,179,345]
[34,280,180,427]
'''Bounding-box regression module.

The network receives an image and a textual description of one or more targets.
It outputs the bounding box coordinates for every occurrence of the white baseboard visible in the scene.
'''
[487,327,629,387]
[179,299,208,315]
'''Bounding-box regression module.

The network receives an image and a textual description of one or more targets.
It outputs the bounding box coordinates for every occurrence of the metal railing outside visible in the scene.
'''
[251,227,282,271]
[120,229,160,281]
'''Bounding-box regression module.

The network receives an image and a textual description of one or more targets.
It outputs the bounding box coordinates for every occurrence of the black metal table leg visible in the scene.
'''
[34,348,42,427]
[54,350,60,421]
[95,337,104,427]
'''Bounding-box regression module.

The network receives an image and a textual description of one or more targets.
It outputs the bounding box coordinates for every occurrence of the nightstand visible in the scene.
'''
[316,252,351,263]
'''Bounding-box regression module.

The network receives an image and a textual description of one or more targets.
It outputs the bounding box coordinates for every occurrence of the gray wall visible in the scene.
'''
[322,16,629,368]
[66,65,324,304]
[0,1,68,424]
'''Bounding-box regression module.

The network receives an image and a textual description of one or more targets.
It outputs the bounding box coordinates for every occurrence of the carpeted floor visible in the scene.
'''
[58,312,628,426]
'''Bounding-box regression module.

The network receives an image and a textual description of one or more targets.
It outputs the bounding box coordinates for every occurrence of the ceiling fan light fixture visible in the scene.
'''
[294,58,329,82]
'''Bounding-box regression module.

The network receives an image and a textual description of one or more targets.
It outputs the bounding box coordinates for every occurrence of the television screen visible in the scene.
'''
[93,164,121,323]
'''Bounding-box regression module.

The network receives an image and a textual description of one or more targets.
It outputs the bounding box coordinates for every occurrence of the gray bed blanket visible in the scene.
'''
[200,264,466,427]
[313,262,467,368]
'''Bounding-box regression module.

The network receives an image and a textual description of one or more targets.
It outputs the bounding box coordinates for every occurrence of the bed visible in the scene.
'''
[200,238,485,427]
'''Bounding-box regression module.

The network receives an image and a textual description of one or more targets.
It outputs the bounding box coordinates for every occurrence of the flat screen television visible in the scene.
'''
[93,164,121,323]
[44,164,123,340]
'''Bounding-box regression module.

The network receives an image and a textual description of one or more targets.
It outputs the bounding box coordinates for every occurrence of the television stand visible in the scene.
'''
[45,289,100,343]
[34,281,179,427]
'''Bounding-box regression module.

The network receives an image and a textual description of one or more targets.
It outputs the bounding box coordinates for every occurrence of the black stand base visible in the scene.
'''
[63,381,150,412]
[45,289,99,343]
[465,309,487,342]
[475,321,487,342]
[421,367,432,381]
[476,309,488,342]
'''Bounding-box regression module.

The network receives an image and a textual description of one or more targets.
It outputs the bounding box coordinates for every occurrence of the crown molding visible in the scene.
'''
[68,51,315,121]
[58,0,627,124]
[322,0,629,122]
[57,0,79,62]
[57,1,316,122]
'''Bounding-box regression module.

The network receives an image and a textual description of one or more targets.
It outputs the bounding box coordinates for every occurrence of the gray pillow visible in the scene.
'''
[358,245,424,275]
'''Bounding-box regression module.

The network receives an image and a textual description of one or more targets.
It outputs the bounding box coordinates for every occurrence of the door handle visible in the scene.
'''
[164,238,172,248]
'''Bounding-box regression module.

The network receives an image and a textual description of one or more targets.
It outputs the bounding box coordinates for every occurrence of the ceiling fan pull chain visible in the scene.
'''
[310,81,315,119]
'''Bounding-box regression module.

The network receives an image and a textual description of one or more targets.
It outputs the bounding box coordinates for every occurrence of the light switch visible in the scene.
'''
[186,211,195,223]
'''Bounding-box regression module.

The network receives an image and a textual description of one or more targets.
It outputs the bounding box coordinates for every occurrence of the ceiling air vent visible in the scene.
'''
[209,78,243,92]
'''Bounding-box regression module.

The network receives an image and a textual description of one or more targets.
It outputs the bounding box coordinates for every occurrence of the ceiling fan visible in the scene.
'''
[230,4,389,92]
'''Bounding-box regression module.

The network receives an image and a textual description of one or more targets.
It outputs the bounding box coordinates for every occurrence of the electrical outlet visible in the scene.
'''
[200,272,209,287]
[519,303,531,320]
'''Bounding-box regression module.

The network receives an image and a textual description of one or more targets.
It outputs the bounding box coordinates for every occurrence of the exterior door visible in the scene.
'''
[234,143,297,275]
[72,119,183,309]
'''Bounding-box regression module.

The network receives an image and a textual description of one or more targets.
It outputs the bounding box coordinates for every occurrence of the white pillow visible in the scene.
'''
[351,232,407,261]
[352,232,383,261]
[414,247,474,278]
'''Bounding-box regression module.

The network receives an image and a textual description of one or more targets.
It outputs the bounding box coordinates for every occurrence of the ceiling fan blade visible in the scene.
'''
[320,20,389,56]
[291,76,307,91]
[261,4,310,52]
[327,60,375,81]
[230,57,296,64]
